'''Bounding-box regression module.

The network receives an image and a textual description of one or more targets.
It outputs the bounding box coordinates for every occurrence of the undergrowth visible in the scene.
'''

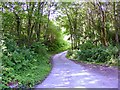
[66,41,119,66]
[1,38,51,88]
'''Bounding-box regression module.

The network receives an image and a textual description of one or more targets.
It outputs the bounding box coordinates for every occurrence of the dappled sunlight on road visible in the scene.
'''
[70,72,90,76]
[35,51,118,88]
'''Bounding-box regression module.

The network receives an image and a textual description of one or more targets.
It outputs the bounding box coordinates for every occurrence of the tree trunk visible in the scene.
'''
[114,2,119,44]
[36,2,41,42]
[99,2,108,46]
[64,6,74,50]
[44,2,51,43]
[14,12,20,38]
[27,2,35,45]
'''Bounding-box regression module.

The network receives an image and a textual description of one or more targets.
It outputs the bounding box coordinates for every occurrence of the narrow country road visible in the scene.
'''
[35,51,118,88]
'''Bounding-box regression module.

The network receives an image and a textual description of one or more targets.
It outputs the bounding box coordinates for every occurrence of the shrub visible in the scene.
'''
[2,39,51,88]
[79,40,95,50]
[47,39,69,53]
[77,45,119,63]
[67,43,119,66]
[30,42,48,56]
[66,50,78,60]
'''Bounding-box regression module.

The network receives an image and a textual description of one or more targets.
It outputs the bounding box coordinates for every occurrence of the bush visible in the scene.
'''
[67,43,119,66]
[77,45,119,64]
[1,39,51,88]
[66,50,78,60]
[47,39,69,53]
[30,42,48,56]
[79,40,95,50]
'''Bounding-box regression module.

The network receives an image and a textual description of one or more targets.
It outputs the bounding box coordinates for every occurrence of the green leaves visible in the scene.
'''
[67,44,119,66]
[79,40,96,50]
[2,38,51,88]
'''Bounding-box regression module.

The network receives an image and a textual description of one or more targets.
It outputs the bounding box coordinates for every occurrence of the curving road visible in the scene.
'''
[35,51,118,88]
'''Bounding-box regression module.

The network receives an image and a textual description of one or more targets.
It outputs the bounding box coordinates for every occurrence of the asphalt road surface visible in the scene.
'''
[35,51,118,88]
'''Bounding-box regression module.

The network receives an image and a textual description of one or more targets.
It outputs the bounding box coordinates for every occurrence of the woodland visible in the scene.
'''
[0,1,120,88]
